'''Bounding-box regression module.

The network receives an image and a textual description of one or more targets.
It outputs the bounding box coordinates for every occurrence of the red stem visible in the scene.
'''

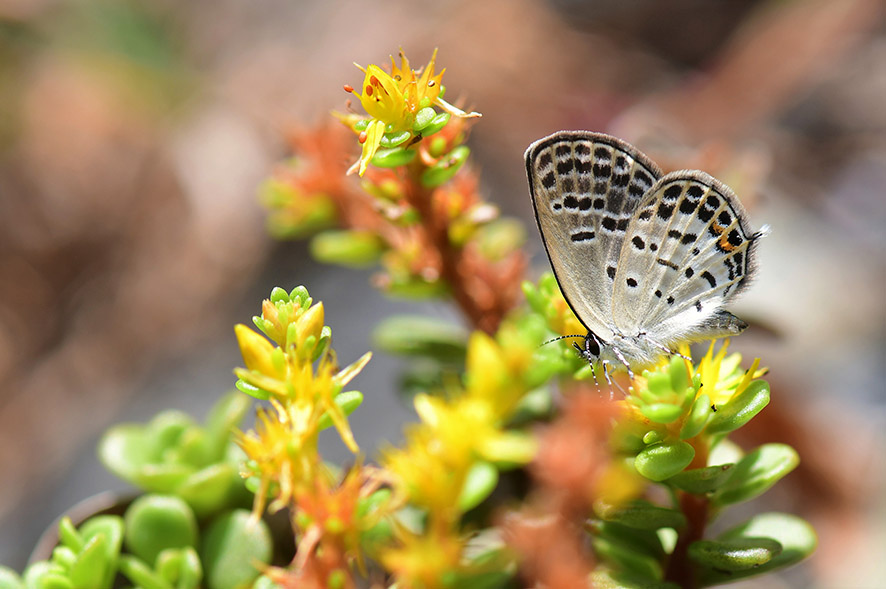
[664,492,709,588]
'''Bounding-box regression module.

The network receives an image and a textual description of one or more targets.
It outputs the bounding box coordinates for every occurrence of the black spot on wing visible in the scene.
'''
[570,230,595,242]
[557,159,575,175]
[701,270,717,287]
[657,202,675,220]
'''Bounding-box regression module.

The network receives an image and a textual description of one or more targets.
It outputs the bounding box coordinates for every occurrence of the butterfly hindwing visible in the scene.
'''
[526,131,663,340]
[611,171,761,344]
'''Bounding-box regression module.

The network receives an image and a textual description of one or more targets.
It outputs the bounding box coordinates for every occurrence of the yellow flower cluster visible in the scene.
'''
[233,288,370,516]
[379,327,538,586]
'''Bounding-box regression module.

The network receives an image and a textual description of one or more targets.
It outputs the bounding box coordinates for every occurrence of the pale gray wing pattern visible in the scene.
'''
[525,131,662,339]
[611,171,761,343]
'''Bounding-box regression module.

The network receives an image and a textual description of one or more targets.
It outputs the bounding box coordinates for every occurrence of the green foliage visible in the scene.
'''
[201,510,272,589]
[98,392,251,518]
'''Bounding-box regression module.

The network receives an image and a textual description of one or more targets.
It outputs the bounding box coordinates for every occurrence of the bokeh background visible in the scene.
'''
[1,0,884,585]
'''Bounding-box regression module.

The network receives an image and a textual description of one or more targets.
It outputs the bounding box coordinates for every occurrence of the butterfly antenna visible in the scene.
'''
[540,334,587,347]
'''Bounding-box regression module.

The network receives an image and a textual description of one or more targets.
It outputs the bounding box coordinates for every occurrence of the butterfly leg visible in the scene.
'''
[642,334,690,361]
[609,345,635,381]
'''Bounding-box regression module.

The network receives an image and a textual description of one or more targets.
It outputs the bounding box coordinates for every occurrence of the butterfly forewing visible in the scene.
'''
[526,131,663,339]
[611,171,759,342]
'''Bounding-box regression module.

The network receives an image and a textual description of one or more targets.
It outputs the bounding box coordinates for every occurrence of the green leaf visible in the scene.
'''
[590,521,666,560]
[698,513,816,586]
[634,441,695,482]
[640,403,684,425]
[592,534,663,582]
[420,112,451,136]
[372,315,468,362]
[680,394,711,440]
[706,380,769,434]
[370,146,417,168]
[234,379,271,400]
[176,463,238,518]
[713,444,799,506]
[589,569,680,589]
[668,464,735,494]
[317,390,364,431]
[201,510,272,589]
[309,230,385,268]
[57,517,83,551]
[458,461,499,511]
[413,107,436,131]
[595,500,686,531]
[204,392,251,459]
[124,495,198,566]
[156,547,202,589]
[118,555,170,589]
[0,567,23,589]
[420,145,469,188]
[69,534,109,589]
[689,537,782,571]
[379,130,412,148]
[79,515,125,589]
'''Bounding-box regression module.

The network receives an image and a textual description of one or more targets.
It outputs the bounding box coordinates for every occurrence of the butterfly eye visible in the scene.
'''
[585,334,601,357]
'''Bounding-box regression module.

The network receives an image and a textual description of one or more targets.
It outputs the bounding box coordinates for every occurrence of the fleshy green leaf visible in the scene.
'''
[372,315,468,363]
[698,512,816,586]
[595,500,687,531]
[118,555,169,589]
[713,444,799,506]
[668,464,735,494]
[370,146,417,168]
[420,145,469,187]
[592,534,663,582]
[589,569,680,589]
[317,391,364,431]
[689,537,782,571]
[590,521,666,560]
[413,107,436,131]
[309,230,385,268]
[124,495,198,566]
[634,441,695,482]
[69,534,109,589]
[680,394,711,440]
[201,510,272,589]
[706,380,769,434]
[0,566,24,589]
[379,130,412,148]
[641,403,684,424]
[458,461,499,511]
[419,112,451,137]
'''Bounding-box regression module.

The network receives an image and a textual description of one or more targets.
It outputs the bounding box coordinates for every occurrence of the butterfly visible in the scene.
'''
[525,130,765,379]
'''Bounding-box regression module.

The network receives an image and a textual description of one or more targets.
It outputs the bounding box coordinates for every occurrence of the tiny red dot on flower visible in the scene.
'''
[365,85,373,96]
[343,84,354,93]
[358,131,367,144]
[370,75,380,86]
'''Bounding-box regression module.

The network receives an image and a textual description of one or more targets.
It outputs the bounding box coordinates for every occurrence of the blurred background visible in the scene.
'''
[1,0,884,585]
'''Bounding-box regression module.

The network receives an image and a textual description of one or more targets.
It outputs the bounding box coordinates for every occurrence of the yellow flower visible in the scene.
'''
[236,402,300,516]
[340,49,480,176]
[694,341,766,406]
[381,526,463,589]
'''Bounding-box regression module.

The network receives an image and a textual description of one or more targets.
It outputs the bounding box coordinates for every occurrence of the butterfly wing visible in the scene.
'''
[525,131,662,339]
[610,170,762,344]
